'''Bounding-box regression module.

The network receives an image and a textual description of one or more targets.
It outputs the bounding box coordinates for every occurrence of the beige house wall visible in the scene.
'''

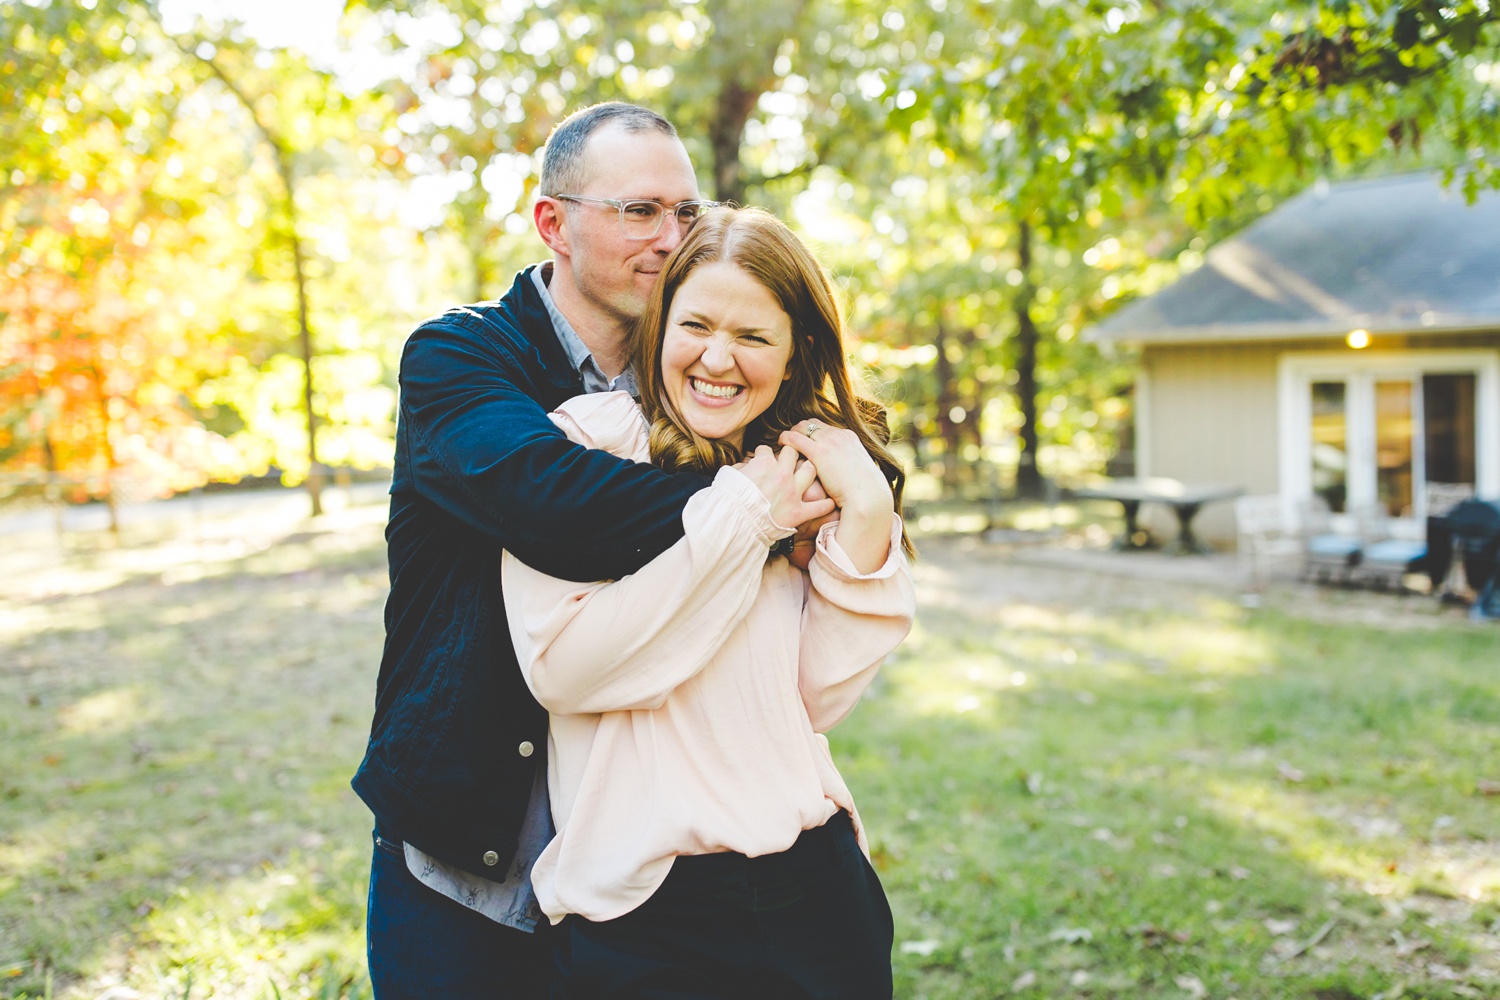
[1139,342,1282,543]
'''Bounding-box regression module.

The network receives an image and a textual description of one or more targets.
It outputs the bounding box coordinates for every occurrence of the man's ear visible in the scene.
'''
[534,198,570,257]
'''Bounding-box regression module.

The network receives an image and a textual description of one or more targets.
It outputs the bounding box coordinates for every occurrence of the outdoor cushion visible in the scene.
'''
[1306,535,1361,560]
[1361,539,1426,569]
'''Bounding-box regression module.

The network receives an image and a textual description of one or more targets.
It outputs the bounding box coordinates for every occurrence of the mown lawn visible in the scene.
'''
[2,501,1498,999]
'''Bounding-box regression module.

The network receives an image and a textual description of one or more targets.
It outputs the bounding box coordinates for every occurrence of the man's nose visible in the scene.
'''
[650,213,688,253]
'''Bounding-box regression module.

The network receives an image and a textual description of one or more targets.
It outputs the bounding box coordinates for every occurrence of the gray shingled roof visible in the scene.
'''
[1089,173,1500,344]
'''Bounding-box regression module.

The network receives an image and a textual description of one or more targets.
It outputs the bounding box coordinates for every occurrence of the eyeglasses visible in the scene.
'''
[550,195,722,240]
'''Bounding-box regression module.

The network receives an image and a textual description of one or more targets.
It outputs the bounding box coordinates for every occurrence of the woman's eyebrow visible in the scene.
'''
[675,308,776,336]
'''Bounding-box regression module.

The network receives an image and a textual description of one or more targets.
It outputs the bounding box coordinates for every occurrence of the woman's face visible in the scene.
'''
[661,261,794,449]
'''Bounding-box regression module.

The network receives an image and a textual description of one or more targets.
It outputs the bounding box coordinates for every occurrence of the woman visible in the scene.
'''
[503,207,915,998]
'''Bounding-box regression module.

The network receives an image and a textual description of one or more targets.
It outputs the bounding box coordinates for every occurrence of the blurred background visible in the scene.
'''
[4,0,1494,528]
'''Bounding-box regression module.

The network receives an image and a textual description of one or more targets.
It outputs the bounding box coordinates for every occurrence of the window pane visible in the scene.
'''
[1423,373,1477,487]
[1375,380,1413,517]
[1311,381,1347,513]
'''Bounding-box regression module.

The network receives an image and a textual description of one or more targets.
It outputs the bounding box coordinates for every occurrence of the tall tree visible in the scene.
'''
[883,0,1495,495]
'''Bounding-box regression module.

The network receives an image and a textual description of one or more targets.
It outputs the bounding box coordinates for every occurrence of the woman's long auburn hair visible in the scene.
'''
[630,206,912,555]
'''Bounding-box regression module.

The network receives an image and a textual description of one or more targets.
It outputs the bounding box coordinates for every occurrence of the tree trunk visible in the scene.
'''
[88,364,121,536]
[709,80,758,206]
[933,320,963,491]
[1013,220,1044,499]
[187,46,323,516]
[702,0,810,205]
[278,148,323,517]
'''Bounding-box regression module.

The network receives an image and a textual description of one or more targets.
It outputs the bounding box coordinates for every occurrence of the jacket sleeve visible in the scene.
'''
[398,318,709,581]
[797,517,915,732]
[503,465,792,715]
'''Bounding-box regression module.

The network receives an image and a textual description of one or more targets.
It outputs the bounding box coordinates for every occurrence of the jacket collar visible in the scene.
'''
[506,263,581,392]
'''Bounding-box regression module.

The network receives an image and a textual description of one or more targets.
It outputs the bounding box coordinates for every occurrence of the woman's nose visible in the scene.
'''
[701,335,735,372]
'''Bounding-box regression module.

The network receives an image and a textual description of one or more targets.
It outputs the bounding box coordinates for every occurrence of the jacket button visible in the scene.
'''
[518,741,535,758]
[483,850,500,866]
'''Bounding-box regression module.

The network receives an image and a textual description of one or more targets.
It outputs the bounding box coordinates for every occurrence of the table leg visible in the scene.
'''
[1114,500,1153,550]
[1170,502,1207,555]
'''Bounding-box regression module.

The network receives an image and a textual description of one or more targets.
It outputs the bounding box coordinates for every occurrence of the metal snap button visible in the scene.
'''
[483,850,500,866]
[518,740,535,758]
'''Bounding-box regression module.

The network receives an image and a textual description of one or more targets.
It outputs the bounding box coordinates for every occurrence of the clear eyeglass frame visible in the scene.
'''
[550,195,722,240]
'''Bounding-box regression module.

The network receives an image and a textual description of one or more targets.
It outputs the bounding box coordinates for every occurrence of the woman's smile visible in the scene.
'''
[688,376,743,401]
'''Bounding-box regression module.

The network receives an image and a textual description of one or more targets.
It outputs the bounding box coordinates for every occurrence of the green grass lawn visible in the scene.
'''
[2,503,1498,999]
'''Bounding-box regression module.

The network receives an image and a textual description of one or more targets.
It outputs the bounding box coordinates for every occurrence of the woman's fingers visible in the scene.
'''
[779,427,813,452]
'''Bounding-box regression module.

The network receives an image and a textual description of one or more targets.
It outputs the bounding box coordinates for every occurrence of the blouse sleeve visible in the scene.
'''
[502,394,793,715]
[797,515,915,732]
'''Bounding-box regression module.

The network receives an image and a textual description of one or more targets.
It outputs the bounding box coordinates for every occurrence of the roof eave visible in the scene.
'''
[1085,315,1500,346]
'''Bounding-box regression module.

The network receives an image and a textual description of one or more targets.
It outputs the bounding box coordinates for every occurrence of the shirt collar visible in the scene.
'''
[531,264,638,397]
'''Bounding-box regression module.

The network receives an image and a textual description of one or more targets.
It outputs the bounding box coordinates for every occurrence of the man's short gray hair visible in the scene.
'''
[539,102,679,197]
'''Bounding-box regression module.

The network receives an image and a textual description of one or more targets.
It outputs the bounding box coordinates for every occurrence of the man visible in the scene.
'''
[353,103,730,996]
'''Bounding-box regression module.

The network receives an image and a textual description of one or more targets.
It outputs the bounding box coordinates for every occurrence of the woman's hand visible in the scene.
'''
[779,421,894,573]
[737,444,837,532]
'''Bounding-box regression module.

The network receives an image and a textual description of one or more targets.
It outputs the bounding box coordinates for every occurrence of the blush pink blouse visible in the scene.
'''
[501,392,915,925]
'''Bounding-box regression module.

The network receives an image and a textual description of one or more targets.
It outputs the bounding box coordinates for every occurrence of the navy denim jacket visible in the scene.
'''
[351,265,708,879]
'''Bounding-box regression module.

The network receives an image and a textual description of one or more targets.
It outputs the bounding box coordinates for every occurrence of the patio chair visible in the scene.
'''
[1299,496,1364,584]
[1234,494,1302,589]
[1357,483,1476,592]
[1355,517,1426,591]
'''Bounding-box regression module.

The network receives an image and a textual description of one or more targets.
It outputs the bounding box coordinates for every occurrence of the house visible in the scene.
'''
[1087,172,1500,543]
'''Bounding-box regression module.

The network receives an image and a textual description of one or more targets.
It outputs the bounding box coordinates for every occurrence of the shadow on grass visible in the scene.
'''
[1,516,390,999]
[844,582,1500,999]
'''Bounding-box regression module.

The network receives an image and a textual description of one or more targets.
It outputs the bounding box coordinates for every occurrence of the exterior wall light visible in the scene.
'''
[1345,328,1371,349]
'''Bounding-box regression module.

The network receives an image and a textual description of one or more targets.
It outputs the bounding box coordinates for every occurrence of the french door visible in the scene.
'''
[1282,352,1499,520]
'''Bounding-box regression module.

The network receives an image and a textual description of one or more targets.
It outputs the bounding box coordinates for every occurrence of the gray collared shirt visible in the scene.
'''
[531,263,639,397]
[402,263,637,931]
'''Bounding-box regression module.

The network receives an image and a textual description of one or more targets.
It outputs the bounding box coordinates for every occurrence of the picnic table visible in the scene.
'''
[1071,477,1245,555]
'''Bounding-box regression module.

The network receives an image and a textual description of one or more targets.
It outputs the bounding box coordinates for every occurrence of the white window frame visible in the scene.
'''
[1278,349,1500,520]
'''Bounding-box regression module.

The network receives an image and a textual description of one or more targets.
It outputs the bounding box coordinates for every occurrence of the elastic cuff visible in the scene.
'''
[712,466,797,544]
[814,514,906,580]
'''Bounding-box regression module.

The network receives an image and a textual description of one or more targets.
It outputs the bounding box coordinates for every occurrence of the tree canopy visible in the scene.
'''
[2,0,1495,502]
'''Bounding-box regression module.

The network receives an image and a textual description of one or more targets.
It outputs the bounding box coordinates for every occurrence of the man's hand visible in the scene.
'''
[738,444,837,533]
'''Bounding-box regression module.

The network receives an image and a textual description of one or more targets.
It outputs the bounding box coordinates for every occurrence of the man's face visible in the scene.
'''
[557,125,700,331]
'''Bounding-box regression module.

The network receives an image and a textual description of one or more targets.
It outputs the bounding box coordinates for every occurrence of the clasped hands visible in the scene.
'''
[737,420,895,570]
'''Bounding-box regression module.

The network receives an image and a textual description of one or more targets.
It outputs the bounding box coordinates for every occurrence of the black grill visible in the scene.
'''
[1427,499,1500,616]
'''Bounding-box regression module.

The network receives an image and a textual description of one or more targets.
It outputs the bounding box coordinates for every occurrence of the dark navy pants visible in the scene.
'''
[550,811,894,1000]
[366,829,553,999]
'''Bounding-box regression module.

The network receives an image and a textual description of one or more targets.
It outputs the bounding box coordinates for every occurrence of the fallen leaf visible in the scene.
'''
[1282,919,1337,960]
[1130,924,1192,946]
[1011,970,1038,991]
[1264,917,1299,936]
[1048,926,1094,944]
[1276,761,1305,783]
[1174,974,1208,998]
[1391,930,1430,956]
[899,939,940,957]
[1476,779,1500,796]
